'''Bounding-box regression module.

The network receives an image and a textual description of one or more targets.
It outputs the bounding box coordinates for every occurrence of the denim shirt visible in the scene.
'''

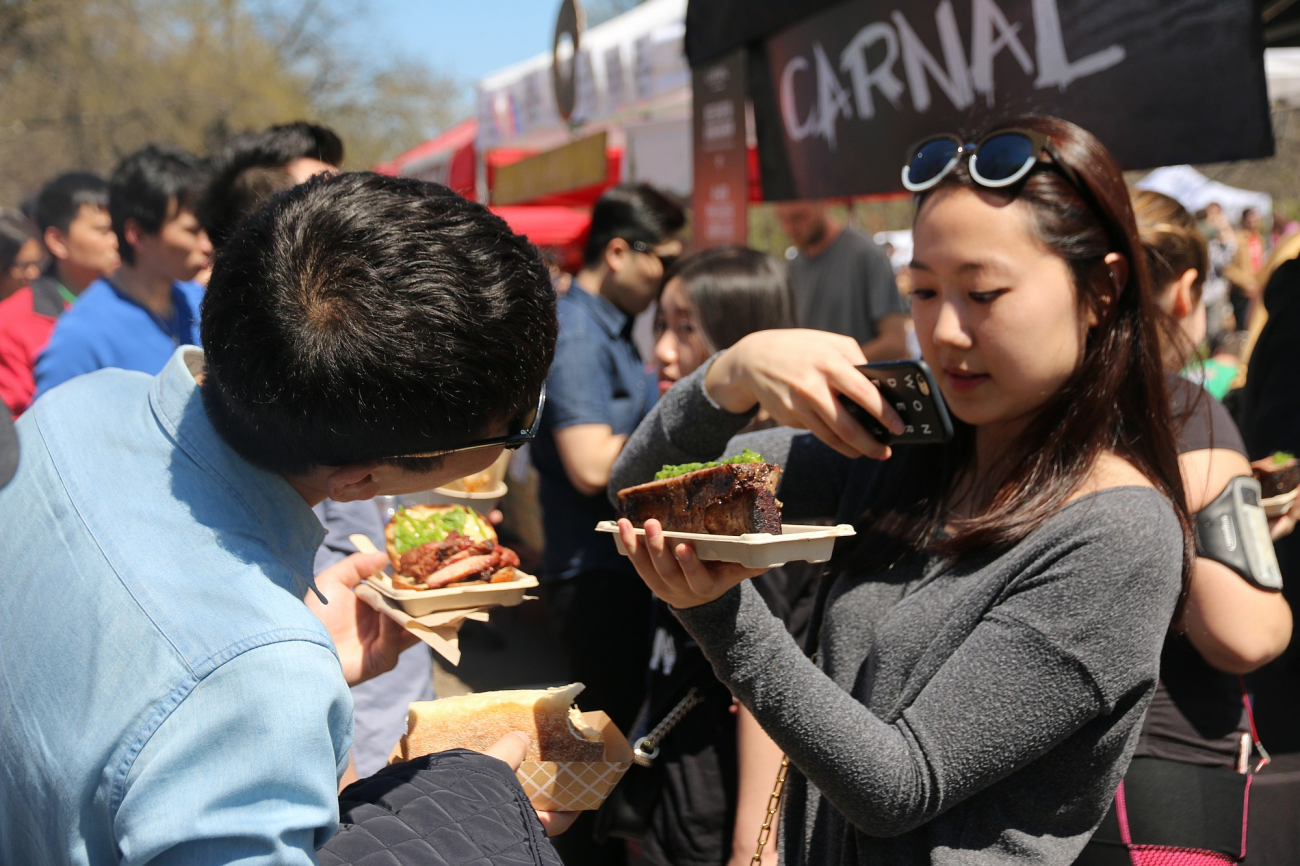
[0,348,352,865]
[531,286,656,580]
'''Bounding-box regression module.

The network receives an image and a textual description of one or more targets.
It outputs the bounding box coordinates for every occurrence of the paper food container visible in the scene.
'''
[596,521,857,569]
[420,480,509,514]
[1262,487,1298,518]
[516,711,632,811]
[364,570,539,617]
[385,710,632,812]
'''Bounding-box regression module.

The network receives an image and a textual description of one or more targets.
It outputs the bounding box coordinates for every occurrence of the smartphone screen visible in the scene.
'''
[837,359,954,445]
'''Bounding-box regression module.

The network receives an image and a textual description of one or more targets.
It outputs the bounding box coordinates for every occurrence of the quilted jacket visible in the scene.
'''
[321,750,564,866]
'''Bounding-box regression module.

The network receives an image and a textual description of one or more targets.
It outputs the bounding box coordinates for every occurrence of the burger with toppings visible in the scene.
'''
[384,504,521,590]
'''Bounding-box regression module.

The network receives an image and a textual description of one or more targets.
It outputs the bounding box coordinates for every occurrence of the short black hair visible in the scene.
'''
[0,209,35,272]
[109,145,211,266]
[198,122,345,249]
[33,172,109,237]
[200,172,557,476]
[582,183,686,268]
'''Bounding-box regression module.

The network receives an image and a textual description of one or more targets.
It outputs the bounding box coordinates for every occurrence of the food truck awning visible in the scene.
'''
[490,206,590,248]
[490,205,591,274]
[486,144,623,208]
[373,118,478,200]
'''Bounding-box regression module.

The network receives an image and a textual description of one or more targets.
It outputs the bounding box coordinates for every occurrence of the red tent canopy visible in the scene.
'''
[490,205,591,273]
[374,118,478,200]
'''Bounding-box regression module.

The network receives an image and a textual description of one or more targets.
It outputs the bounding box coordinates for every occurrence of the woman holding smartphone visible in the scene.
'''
[608,116,1191,864]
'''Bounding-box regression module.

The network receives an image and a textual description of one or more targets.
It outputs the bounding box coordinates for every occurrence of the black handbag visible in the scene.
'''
[592,687,704,843]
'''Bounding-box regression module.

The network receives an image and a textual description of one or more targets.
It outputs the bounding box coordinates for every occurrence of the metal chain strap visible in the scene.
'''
[751,755,791,865]
[632,687,704,768]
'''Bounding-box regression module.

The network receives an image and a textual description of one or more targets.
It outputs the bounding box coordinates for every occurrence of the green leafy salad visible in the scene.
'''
[654,448,766,481]
[390,505,493,554]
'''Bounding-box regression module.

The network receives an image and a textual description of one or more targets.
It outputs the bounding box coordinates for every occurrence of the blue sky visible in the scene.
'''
[363,0,560,112]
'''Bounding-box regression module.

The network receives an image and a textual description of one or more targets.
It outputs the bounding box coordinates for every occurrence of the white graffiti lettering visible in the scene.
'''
[970,0,1034,105]
[892,1,974,113]
[840,23,905,121]
[1031,0,1125,90]
[778,0,1126,147]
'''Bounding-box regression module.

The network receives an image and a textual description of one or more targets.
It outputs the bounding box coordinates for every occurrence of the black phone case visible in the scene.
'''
[838,360,955,445]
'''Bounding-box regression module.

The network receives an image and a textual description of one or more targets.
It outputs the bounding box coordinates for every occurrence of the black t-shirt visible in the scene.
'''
[1133,377,1250,768]
[641,561,819,866]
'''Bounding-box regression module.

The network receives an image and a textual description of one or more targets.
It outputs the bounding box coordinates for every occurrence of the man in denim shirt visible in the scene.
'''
[0,173,559,864]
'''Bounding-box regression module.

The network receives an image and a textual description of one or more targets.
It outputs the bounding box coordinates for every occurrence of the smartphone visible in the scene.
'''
[837,359,954,445]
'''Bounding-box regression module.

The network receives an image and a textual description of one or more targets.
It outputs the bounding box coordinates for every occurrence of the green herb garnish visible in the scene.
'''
[655,448,766,481]
[390,505,492,554]
[1274,451,1296,466]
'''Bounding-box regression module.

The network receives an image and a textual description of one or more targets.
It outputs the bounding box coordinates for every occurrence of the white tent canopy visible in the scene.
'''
[1266,47,1300,107]
[1134,165,1272,224]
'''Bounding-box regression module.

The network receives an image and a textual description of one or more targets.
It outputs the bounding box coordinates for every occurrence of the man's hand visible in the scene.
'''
[305,551,418,686]
[483,732,580,836]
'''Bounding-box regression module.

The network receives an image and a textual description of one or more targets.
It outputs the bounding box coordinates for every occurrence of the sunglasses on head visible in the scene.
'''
[380,385,547,462]
[901,128,1090,196]
[901,127,1122,253]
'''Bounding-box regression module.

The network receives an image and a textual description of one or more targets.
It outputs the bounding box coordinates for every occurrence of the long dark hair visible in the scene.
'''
[665,246,795,352]
[850,116,1193,609]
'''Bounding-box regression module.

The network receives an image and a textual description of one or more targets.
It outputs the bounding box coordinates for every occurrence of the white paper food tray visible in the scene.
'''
[398,480,509,514]
[364,571,539,616]
[595,522,856,569]
[1262,487,1298,518]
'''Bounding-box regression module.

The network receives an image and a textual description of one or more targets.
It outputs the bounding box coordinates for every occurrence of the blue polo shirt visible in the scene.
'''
[0,348,351,864]
[33,277,204,401]
[532,286,657,581]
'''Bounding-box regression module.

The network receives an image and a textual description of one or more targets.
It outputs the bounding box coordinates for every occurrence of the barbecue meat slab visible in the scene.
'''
[617,463,783,535]
[1253,455,1300,499]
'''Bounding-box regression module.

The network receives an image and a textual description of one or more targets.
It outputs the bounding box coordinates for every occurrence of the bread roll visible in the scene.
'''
[394,683,605,763]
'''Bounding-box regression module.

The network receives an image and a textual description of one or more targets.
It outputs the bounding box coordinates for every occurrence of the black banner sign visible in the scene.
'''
[754,0,1272,199]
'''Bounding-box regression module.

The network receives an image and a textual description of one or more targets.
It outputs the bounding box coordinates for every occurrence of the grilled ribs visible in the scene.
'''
[1253,455,1300,499]
[617,463,783,535]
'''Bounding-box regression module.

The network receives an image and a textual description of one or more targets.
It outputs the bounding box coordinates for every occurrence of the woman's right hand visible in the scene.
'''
[704,329,904,459]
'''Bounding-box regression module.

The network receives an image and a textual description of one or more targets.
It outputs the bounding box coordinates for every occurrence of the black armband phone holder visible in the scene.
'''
[1195,476,1284,591]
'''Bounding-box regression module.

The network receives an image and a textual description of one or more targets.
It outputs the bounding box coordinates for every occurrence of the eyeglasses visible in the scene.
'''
[901,129,1090,196]
[631,240,680,274]
[382,385,546,461]
[10,257,45,281]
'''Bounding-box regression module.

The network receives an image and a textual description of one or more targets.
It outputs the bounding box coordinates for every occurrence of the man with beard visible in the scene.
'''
[774,199,909,361]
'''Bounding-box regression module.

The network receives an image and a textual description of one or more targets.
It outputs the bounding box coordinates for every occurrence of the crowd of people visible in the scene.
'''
[0,112,1298,866]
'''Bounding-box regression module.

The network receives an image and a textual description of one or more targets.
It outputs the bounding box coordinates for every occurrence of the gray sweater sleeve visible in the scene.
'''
[674,490,1182,837]
[608,359,854,520]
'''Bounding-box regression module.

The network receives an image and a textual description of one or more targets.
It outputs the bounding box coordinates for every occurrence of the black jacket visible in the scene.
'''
[1233,256,1300,757]
[320,750,563,866]
[1233,256,1300,461]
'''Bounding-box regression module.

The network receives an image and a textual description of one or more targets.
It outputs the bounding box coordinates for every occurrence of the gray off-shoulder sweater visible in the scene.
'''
[608,365,1183,866]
